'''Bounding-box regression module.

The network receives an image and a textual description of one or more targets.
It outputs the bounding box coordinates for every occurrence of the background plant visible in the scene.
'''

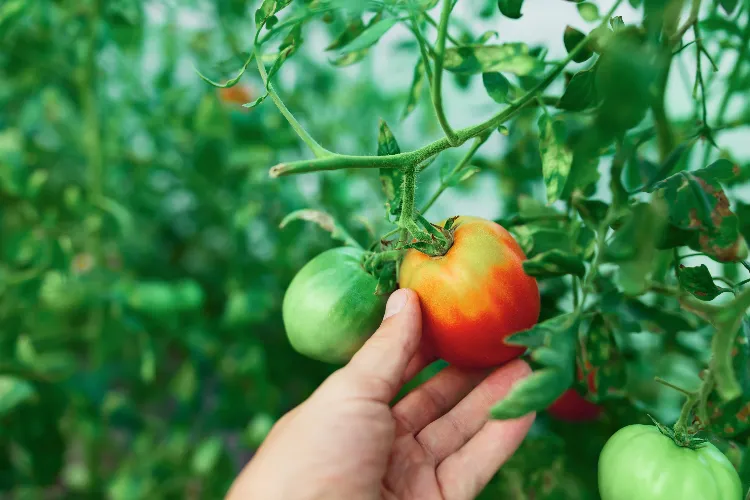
[2,0,750,498]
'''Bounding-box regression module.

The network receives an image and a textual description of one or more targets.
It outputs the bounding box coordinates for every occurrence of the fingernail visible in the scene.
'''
[384,289,408,319]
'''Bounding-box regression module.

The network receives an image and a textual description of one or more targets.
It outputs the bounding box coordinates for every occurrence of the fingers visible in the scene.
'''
[340,289,422,403]
[436,409,534,500]
[415,359,532,463]
[401,345,437,385]
[391,366,487,434]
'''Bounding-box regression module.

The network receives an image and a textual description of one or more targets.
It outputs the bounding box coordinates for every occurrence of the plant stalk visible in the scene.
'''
[432,0,460,146]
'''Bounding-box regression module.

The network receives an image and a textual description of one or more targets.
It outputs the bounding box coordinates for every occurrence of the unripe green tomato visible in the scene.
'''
[282,247,387,364]
[598,425,742,500]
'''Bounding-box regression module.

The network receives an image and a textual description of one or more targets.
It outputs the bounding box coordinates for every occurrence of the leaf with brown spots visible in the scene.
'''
[648,161,748,262]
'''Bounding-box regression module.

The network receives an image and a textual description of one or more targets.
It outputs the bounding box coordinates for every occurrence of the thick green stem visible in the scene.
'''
[254,46,331,159]
[421,133,488,213]
[674,394,697,436]
[712,287,750,401]
[398,166,418,246]
[432,0,459,145]
[270,0,625,177]
[652,50,676,162]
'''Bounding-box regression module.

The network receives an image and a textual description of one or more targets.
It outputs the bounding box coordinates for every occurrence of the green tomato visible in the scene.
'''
[282,247,387,364]
[598,425,742,500]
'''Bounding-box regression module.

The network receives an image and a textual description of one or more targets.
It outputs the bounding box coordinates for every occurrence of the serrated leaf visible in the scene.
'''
[699,15,743,37]
[497,0,523,19]
[402,60,426,120]
[557,67,598,111]
[523,249,586,278]
[506,313,577,350]
[0,376,36,415]
[280,209,361,248]
[482,72,511,103]
[563,26,593,63]
[678,264,726,301]
[377,120,403,218]
[336,17,398,55]
[538,115,573,203]
[442,43,542,75]
[577,2,599,22]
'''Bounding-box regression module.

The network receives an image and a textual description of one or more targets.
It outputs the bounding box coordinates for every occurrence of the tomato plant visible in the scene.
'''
[282,247,387,364]
[399,216,540,368]
[598,424,743,500]
[4,0,750,497]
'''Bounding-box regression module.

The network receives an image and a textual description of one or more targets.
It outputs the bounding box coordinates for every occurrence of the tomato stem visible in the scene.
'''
[432,0,460,146]
[398,165,418,247]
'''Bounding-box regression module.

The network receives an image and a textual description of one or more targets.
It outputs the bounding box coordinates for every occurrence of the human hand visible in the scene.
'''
[226,289,534,500]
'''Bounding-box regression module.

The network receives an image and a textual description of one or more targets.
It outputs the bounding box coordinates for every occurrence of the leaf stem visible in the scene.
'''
[432,0,460,146]
[269,0,625,177]
[409,14,434,84]
[254,45,331,159]
[421,133,488,214]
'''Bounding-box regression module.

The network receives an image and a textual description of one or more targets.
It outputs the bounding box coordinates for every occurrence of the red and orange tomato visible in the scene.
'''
[399,216,540,368]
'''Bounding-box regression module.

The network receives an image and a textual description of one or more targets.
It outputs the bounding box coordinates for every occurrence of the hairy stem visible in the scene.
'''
[398,166,418,246]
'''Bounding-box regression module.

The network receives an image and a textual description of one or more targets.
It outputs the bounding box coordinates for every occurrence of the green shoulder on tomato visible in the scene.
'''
[598,424,742,500]
[282,247,387,364]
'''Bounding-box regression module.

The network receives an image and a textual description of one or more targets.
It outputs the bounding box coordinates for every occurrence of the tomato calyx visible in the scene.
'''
[399,214,457,257]
[362,249,400,296]
[648,415,708,450]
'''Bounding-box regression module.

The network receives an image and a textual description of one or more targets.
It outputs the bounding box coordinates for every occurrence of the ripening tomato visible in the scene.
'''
[399,216,540,368]
[548,389,603,422]
[598,425,743,500]
[217,85,254,106]
[282,247,387,364]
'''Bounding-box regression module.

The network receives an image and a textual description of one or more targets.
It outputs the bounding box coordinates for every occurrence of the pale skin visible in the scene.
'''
[226,289,534,500]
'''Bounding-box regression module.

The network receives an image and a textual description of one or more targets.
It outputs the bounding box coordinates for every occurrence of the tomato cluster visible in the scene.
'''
[282,216,540,368]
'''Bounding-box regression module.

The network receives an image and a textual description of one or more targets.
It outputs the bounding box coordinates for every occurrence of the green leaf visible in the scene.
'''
[482,72,511,103]
[377,120,403,218]
[523,249,586,278]
[506,313,577,350]
[604,201,668,295]
[719,0,739,15]
[442,43,542,76]
[573,197,609,227]
[336,18,398,55]
[402,60,426,120]
[538,115,573,203]
[279,209,362,248]
[577,2,600,22]
[0,376,36,415]
[563,26,593,63]
[329,49,369,67]
[497,0,523,19]
[441,164,480,186]
[254,0,277,31]
[678,264,726,301]
[649,165,748,262]
[490,368,572,419]
[699,15,743,37]
[326,18,366,51]
[558,67,598,111]
[476,30,499,44]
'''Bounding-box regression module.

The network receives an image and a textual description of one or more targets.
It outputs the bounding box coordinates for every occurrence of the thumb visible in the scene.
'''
[342,288,422,403]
